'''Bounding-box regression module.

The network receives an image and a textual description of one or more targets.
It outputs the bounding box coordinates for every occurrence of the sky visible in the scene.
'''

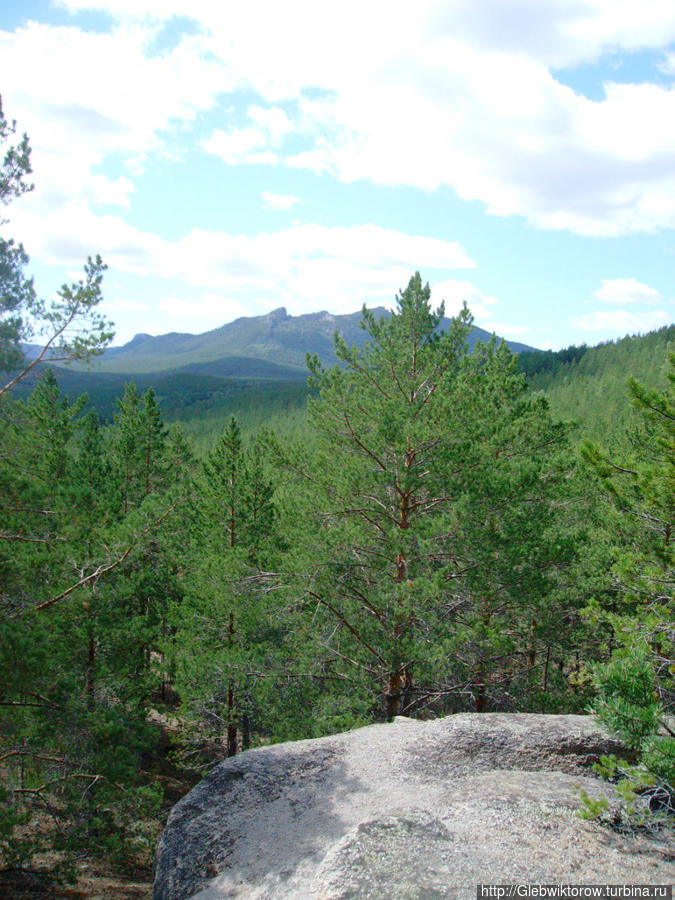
[1,1,674,350]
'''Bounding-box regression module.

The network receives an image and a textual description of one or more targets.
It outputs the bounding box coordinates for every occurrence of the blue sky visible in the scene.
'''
[1,1,674,349]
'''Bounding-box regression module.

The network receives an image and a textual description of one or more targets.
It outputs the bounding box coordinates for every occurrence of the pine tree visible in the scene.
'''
[138,387,166,500]
[172,419,284,762]
[0,97,112,396]
[111,382,141,515]
[285,273,578,721]
[0,374,190,878]
[581,352,675,814]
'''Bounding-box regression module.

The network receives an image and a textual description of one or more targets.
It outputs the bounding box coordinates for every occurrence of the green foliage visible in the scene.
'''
[586,649,674,829]
[579,749,674,831]
[6,255,675,878]
[0,95,35,369]
[11,364,311,453]
[580,351,675,829]
[528,326,674,446]
[577,788,610,821]
[169,417,293,766]
[0,238,35,371]
[270,273,582,723]
[581,354,674,705]
[0,370,193,879]
[0,94,33,209]
[111,383,169,513]
[642,735,675,787]
[517,343,589,379]
[592,649,664,749]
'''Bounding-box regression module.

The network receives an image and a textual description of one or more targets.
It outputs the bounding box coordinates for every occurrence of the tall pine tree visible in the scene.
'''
[283,273,578,721]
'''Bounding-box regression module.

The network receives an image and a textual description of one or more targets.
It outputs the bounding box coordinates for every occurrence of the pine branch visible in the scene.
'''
[306,590,387,666]
[0,532,60,544]
[31,501,178,613]
[342,411,387,471]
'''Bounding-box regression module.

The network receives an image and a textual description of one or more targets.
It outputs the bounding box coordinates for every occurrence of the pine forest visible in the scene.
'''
[0,98,673,895]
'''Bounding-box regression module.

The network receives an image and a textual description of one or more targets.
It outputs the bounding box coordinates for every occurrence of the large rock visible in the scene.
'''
[153,714,674,899]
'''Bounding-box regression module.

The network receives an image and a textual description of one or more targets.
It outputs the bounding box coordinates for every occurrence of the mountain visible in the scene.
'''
[16,316,675,452]
[69,306,537,375]
[15,307,538,444]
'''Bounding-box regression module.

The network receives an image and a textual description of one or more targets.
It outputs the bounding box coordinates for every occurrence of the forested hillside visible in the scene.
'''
[14,322,673,456]
[1,99,672,894]
[12,363,311,449]
[12,305,532,456]
[521,326,675,445]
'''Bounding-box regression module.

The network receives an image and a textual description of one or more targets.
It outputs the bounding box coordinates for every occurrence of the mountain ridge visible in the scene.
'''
[66,305,537,375]
[15,306,538,431]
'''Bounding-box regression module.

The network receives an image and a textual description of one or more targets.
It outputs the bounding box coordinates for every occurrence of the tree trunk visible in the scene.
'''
[226,683,237,757]
[527,618,537,671]
[86,598,96,704]
[226,611,237,757]
[474,663,487,712]
[386,669,402,720]
[386,482,412,721]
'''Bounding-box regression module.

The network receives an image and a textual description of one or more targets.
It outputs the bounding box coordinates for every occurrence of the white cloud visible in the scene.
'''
[55,1,675,69]
[9,198,475,313]
[86,174,135,208]
[0,22,231,152]
[573,308,672,333]
[159,293,256,327]
[8,202,166,272]
[592,277,663,305]
[203,106,294,165]
[262,191,301,210]
[573,276,671,335]
[248,106,295,140]
[425,0,675,68]
[5,1,675,240]
[430,278,498,320]
[0,19,233,218]
[203,129,278,166]
[107,297,149,312]
[279,56,675,235]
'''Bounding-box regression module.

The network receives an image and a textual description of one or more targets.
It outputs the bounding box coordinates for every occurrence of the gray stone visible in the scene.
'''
[153,714,675,900]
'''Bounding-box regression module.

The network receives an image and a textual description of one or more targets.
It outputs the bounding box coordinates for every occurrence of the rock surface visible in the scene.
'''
[153,714,674,899]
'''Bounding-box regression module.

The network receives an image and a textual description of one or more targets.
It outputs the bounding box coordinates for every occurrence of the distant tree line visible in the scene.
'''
[517,342,589,378]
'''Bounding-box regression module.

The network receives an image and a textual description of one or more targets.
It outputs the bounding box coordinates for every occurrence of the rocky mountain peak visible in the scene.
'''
[265,307,289,323]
